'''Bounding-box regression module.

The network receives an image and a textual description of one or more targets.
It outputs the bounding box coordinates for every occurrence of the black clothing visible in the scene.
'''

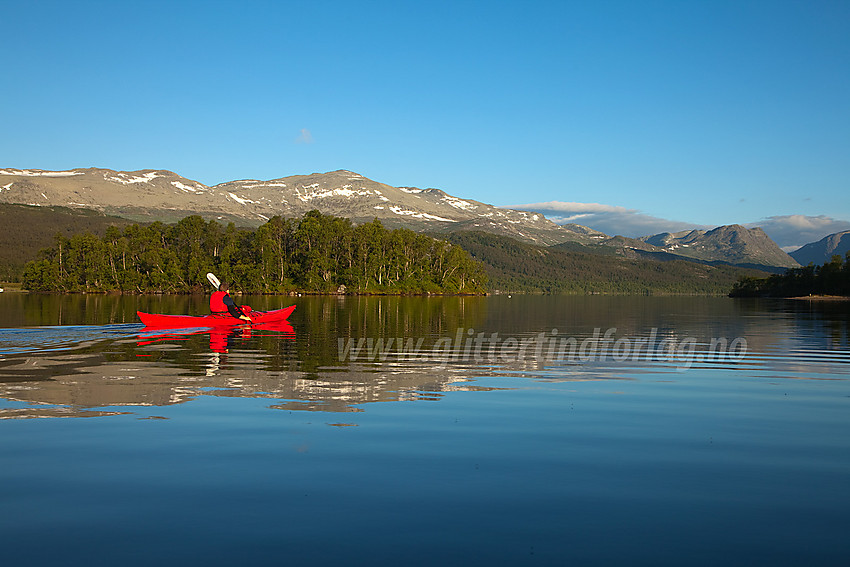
[223,294,243,319]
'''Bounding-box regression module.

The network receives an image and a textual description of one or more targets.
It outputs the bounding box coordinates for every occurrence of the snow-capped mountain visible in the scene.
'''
[0,168,602,246]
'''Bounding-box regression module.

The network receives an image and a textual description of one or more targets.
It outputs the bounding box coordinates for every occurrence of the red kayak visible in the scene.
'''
[137,305,295,329]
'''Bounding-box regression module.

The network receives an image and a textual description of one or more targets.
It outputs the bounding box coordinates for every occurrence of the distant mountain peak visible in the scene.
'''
[635,224,798,268]
[790,230,850,265]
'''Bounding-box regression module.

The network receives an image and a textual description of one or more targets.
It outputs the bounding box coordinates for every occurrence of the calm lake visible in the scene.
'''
[1,294,848,566]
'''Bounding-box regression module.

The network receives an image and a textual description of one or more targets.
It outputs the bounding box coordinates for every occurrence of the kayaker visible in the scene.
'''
[210,281,252,323]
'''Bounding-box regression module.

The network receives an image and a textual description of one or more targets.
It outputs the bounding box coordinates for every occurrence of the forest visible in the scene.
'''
[0,203,134,282]
[21,211,488,294]
[9,206,790,297]
[729,253,850,297]
[446,231,768,295]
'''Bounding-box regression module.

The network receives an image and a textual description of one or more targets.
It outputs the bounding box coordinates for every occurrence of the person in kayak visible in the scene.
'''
[210,281,252,323]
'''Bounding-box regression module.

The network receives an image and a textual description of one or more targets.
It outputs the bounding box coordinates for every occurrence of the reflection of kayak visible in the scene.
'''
[137,305,295,329]
[137,319,295,353]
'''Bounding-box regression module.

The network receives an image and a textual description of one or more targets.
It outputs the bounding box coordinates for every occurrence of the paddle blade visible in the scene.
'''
[206,272,221,290]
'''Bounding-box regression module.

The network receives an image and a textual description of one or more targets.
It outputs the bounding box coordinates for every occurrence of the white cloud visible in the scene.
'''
[295,128,314,144]
[748,215,850,248]
[518,201,632,215]
[509,201,708,238]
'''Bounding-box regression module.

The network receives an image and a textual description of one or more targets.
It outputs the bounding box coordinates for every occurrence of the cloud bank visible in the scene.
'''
[509,201,708,238]
[510,203,850,250]
[748,215,850,250]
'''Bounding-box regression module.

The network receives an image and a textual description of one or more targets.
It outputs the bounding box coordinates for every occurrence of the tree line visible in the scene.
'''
[21,211,488,294]
[729,252,850,297]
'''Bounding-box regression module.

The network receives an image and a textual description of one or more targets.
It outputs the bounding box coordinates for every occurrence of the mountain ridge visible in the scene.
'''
[0,166,798,268]
[634,224,799,268]
[790,230,850,266]
[0,167,602,247]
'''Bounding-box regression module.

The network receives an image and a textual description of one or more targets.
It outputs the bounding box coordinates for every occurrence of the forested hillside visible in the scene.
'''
[446,231,769,295]
[0,204,133,282]
[7,207,780,296]
[22,211,488,294]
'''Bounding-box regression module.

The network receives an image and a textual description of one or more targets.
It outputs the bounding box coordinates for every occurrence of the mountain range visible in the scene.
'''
[0,167,597,246]
[0,166,817,269]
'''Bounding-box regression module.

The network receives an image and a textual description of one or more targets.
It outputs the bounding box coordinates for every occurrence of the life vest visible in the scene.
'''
[210,290,228,314]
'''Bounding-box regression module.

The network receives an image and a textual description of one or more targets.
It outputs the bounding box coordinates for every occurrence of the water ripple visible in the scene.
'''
[0,324,144,355]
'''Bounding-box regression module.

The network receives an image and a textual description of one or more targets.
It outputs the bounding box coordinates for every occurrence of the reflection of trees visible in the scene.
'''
[1,296,848,420]
[292,295,489,375]
[0,296,493,419]
[484,296,848,354]
[2,293,206,327]
[732,298,850,351]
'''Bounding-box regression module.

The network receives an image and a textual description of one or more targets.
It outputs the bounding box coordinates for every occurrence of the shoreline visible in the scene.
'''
[7,289,489,297]
[3,287,737,297]
[787,295,850,301]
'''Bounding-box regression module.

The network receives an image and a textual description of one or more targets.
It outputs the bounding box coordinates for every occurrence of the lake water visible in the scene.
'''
[0,294,848,566]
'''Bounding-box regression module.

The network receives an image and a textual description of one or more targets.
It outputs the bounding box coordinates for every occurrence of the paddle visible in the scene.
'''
[206,272,221,290]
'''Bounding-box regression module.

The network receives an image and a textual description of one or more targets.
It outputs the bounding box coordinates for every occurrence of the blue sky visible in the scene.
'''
[2,0,848,247]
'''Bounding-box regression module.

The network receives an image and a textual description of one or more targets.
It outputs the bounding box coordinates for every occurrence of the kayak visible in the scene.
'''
[137,305,295,328]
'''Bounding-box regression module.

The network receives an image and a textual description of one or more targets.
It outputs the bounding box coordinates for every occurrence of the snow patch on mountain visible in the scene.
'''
[297,186,377,201]
[442,196,476,211]
[228,192,255,205]
[172,180,206,193]
[241,182,287,189]
[389,206,455,222]
[0,169,83,177]
[106,171,161,184]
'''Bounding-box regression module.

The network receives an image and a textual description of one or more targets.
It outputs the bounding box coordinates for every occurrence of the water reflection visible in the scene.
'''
[0,295,848,419]
[138,320,295,355]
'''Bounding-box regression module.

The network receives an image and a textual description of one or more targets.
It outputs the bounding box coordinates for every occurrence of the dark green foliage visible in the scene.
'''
[447,231,768,295]
[0,204,133,282]
[21,212,488,294]
[730,252,850,297]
